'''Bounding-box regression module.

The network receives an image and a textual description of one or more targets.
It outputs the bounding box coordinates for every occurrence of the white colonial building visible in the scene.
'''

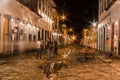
[98,0,120,56]
[0,0,59,55]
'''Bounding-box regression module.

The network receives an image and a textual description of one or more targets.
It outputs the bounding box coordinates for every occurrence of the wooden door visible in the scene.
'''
[3,18,9,54]
[111,23,114,52]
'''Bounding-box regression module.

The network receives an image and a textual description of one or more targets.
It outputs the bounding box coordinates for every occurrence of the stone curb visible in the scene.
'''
[97,56,113,63]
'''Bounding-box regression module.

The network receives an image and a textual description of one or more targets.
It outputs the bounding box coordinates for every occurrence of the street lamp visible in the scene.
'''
[92,20,97,27]
[88,20,97,48]
[69,28,72,32]
[72,35,76,43]
[60,14,67,21]
[61,16,65,21]
[92,20,97,48]
[89,20,97,27]
[93,22,96,27]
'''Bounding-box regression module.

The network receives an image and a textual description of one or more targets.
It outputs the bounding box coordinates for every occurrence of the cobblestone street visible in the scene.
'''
[0,45,120,80]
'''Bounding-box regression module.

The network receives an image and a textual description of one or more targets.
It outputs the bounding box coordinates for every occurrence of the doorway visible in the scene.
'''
[3,17,10,55]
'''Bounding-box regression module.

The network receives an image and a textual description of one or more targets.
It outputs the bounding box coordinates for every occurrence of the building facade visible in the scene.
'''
[81,29,88,46]
[98,0,120,56]
[0,0,58,55]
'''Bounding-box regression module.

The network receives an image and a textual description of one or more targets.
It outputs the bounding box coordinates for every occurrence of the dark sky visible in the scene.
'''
[54,0,98,34]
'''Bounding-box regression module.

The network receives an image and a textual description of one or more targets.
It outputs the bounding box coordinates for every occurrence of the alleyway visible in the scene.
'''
[0,45,120,80]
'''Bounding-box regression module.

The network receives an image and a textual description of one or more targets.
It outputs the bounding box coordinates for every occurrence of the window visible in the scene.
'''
[43,7,44,13]
[38,31,40,40]
[45,10,47,14]
[29,34,32,42]
[23,33,27,41]
[33,35,36,42]
[39,0,41,9]
[102,0,104,12]
[42,29,44,40]
[42,0,44,12]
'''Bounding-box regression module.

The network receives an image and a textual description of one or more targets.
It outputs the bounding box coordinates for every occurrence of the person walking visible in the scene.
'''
[41,40,44,54]
[46,38,52,60]
[36,38,44,59]
[54,40,58,56]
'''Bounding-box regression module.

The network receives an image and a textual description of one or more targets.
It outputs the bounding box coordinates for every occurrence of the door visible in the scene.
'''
[111,23,114,52]
[3,18,9,54]
[13,27,19,55]
[119,19,120,55]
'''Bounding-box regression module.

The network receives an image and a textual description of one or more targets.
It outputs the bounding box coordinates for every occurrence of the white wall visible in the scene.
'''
[0,0,58,54]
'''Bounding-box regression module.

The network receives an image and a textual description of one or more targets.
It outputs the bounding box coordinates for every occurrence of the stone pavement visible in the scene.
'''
[0,45,120,80]
[97,55,113,63]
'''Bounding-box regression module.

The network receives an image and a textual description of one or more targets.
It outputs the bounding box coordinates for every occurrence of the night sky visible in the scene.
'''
[54,0,98,36]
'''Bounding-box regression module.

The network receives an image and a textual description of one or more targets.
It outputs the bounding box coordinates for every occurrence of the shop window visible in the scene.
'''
[33,35,36,42]
[29,34,32,42]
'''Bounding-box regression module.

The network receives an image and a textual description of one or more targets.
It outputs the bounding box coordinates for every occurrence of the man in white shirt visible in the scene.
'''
[36,38,44,59]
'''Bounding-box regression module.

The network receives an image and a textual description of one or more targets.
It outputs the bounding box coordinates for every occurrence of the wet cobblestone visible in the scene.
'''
[0,45,120,80]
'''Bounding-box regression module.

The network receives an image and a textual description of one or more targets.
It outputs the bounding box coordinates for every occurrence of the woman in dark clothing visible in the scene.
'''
[54,40,58,55]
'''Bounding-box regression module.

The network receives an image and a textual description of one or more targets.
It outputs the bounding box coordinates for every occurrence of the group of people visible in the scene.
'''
[36,38,58,60]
